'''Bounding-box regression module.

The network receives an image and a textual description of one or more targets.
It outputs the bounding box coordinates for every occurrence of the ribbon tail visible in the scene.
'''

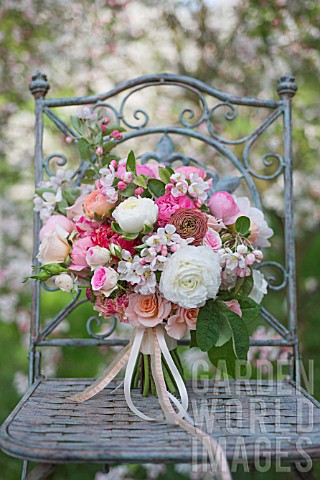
[156,325,189,418]
[124,328,154,421]
[150,327,232,480]
[68,340,133,403]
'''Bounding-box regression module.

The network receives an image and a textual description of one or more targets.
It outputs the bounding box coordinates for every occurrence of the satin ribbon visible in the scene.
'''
[69,325,231,479]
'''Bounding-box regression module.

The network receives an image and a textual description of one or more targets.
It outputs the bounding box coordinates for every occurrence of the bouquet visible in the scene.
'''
[28,111,272,453]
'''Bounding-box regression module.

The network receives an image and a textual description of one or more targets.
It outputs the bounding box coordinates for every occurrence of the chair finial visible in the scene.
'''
[277,73,297,98]
[29,71,50,99]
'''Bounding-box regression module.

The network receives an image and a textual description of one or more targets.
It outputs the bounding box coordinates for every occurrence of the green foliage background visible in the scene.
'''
[0,1,319,478]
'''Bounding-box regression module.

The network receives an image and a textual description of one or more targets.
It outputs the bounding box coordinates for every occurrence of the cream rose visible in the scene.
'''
[86,246,111,270]
[159,246,221,309]
[112,197,158,233]
[38,225,70,264]
[55,273,74,292]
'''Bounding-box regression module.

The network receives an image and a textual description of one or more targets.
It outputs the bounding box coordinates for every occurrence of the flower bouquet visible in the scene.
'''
[28,111,272,474]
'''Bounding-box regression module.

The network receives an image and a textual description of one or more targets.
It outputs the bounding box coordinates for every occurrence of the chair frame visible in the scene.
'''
[2,71,319,480]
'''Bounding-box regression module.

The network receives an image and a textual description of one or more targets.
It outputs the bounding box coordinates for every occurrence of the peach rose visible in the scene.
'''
[38,225,70,264]
[126,293,172,328]
[84,190,116,219]
[165,306,199,340]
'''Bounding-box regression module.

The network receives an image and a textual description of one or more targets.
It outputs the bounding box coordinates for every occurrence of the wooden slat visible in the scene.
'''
[0,378,320,464]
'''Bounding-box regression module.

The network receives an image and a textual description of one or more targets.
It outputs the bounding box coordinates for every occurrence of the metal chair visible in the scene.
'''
[1,72,319,480]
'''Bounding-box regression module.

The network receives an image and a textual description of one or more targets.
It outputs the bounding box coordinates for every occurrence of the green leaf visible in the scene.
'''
[120,183,136,197]
[196,300,220,352]
[217,301,249,360]
[142,223,153,235]
[208,339,238,378]
[158,166,171,184]
[35,187,55,197]
[111,222,124,234]
[70,115,84,134]
[235,215,251,235]
[122,232,139,241]
[62,188,80,206]
[77,138,91,161]
[148,178,165,198]
[214,314,233,347]
[165,166,175,175]
[190,330,198,348]
[239,298,261,324]
[133,175,147,189]
[57,198,68,215]
[234,274,253,299]
[126,150,137,175]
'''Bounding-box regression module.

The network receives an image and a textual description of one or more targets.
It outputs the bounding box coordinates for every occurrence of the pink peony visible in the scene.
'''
[155,193,195,227]
[70,236,94,271]
[91,266,119,297]
[175,166,206,179]
[125,293,172,328]
[66,194,88,222]
[203,228,222,250]
[40,215,75,241]
[94,293,129,322]
[208,191,240,225]
[224,299,242,317]
[116,163,156,180]
[165,307,199,340]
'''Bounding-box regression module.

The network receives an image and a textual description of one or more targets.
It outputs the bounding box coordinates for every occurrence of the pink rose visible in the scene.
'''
[66,194,88,222]
[208,191,240,225]
[70,236,94,271]
[76,216,102,237]
[165,307,199,340]
[224,299,242,317]
[39,215,75,241]
[203,228,222,250]
[175,166,206,180]
[155,193,195,227]
[91,266,119,297]
[86,246,111,270]
[125,293,172,328]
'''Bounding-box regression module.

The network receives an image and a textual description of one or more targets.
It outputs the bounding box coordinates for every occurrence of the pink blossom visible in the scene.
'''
[135,187,144,196]
[66,194,88,221]
[208,191,240,224]
[125,293,171,328]
[110,130,123,140]
[65,136,72,144]
[203,227,222,250]
[175,166,206,179]
[100,124,107,132]
[40,215,75,241]
[70,236,94,271]
[96,146,104,155]
[155,193,195,227]
[91,266,119,297]
[117,181,127,191]
[224,300,242,317]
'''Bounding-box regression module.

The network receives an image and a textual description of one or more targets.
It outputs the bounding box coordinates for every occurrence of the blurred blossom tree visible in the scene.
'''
[0,0,320,478]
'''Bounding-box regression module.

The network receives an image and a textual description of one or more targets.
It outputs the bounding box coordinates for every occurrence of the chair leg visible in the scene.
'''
[21,461,29,480]
[293,464,317,480]
[25,464,55,480]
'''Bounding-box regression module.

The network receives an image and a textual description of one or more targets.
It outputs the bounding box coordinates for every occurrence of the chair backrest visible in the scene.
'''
[28,72,299,386]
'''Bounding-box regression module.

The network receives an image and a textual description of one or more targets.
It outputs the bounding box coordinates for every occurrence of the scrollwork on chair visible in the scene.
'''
[86,316,117,340]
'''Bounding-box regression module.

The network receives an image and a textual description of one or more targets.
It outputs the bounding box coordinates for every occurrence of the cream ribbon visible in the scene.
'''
[69,325,231,479]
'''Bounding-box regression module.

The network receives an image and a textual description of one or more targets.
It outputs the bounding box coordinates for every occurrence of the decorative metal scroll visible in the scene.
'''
[30,72,297,346]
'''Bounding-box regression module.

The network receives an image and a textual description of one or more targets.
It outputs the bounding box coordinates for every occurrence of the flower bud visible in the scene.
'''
[96,146,104,156]
[55,273,74,292]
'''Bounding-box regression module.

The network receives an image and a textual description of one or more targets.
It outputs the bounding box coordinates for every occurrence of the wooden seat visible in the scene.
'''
[2,378,320,466]
[1,71,320,479]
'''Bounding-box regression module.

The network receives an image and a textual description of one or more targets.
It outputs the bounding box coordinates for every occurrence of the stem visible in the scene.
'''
[171,348,184,378]
[132,354,141,389]
[142,354,150,397]
[162,359,176,394]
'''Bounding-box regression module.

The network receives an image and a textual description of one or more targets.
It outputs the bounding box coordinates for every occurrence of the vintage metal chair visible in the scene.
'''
[1,72,320,480]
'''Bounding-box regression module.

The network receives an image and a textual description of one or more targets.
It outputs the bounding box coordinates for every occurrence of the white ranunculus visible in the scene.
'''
[86,246,111,270]
[55,273,74,292]
[112,197,158,233]
[159,245,221,309]
[37,224,70,264]
[249,270,268,304]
